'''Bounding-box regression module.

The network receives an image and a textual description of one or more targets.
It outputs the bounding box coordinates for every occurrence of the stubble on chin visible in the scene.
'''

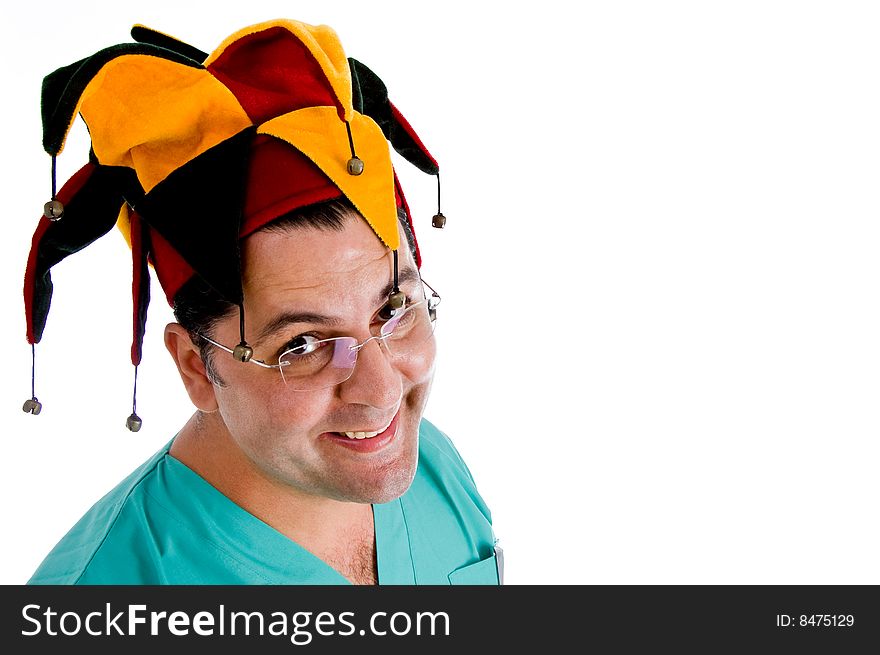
[338,422,421,504]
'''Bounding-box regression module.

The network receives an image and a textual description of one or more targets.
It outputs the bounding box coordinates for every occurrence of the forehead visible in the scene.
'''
[240,214,416,308]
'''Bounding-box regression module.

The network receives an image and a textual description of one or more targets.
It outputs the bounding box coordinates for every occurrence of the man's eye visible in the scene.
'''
[377,295,417,322]
[282,335,320,356]
[377,304,397,321]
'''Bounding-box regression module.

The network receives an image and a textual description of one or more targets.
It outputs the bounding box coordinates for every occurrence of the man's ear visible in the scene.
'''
[164,323,219,412]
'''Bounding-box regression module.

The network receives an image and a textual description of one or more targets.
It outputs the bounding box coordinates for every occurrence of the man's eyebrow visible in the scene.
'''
[257,312,343,343]
[256,266,422,343]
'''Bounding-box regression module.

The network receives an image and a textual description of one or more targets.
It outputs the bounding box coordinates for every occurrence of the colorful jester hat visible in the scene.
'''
[23,19,446,431]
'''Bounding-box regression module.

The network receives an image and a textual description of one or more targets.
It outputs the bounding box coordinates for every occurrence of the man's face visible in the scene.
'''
[206,214,435,504]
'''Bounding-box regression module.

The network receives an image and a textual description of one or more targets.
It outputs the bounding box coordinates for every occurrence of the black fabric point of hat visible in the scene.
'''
[41,43,205,156]
[130,25,209,64]
[131,127,256,304]
[30,165,140,343]
[348,58,439,176]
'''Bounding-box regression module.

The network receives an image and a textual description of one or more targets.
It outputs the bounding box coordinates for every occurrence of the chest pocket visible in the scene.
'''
[447,549,501,585]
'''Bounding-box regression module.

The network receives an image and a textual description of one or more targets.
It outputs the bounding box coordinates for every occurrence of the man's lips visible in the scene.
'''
[320,409,401,452]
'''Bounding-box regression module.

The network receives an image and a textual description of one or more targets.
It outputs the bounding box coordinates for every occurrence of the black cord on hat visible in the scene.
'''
[345,121,364,176]
[126,365,142,432]
[30,344,36,399]
[432,172,445,228]
[43,156,64,221]
[233,303,253,362]
[383,249,405,317]
[22,344,42,415]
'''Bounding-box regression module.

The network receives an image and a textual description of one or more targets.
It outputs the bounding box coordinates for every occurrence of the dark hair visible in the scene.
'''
[172,197,417,385]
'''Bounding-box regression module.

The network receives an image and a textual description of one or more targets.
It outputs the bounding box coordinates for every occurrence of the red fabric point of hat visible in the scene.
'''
[130,211,149,366]
[24,219,54,344]
[241,135,342,237]
[393,170,421,268]
[149,217,195,306]
[24,162,98,344]
[208,26,342,124]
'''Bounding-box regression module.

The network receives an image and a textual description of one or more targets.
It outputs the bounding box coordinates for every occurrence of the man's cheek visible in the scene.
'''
[269,391,334,428]
[402,346,436,384]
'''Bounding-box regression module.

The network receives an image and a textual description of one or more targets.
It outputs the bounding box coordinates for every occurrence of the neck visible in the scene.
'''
[169,412,375,560]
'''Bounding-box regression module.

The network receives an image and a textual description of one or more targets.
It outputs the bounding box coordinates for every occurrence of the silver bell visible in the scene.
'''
[44,200,64,221]
[387,290,406,310]
[233,343,254,362]
[126,413,143,432]
[22,398,42,415]
[347,157,364,176]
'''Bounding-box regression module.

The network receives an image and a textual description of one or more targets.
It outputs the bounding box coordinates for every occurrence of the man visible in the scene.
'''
[24,19,499,585]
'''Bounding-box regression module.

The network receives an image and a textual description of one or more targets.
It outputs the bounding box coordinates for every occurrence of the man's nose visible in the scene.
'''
[337,338,402,410]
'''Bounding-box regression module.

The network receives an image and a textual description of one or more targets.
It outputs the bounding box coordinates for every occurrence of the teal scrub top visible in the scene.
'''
[28,419,499,585]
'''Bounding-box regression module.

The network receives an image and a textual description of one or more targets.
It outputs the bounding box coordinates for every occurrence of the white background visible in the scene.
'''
[2,0,879,585]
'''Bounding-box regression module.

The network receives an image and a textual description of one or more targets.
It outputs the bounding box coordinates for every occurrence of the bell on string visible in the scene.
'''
[43,200,64,221]
[387,290,406,309]
[22,398,42,415]
[233,343,254,362]
[126,412,143,432]
[347,156,364,176]
[379,290,407,320]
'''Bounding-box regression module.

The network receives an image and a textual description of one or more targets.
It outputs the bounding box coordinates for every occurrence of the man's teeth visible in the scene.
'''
[340,417,394,440]
[342,430,381,440]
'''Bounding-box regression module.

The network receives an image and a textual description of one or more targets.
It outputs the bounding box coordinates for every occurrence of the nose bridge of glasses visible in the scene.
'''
[349,331,392,355]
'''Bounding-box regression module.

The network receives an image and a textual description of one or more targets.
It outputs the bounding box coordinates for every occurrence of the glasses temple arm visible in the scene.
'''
[420,277,441,303]
[197,334,278,369]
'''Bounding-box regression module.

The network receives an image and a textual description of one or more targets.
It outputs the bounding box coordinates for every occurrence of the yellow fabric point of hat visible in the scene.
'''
[80,56,252,192]
[258,107,399,251]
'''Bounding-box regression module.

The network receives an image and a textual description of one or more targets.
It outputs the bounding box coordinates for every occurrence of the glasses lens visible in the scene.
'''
[380,299,437,356]
[275,296,438,390]
[279,337,358,390]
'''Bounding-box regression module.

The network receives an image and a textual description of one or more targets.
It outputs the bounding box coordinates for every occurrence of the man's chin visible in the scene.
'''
[364,472,417,504]
[344,451,419,504]
[334,437,420,504]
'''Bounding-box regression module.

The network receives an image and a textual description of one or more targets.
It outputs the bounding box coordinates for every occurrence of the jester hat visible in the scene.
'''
[23,19,445,430]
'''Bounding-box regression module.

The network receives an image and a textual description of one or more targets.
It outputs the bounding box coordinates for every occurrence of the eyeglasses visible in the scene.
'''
[198,283,440,391]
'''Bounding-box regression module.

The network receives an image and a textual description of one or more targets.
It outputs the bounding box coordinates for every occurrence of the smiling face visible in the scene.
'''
[197,212,435,504]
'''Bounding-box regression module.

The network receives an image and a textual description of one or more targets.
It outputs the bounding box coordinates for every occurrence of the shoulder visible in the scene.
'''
[417,418,487,509]
[415,417,492,520]
[402,418,499,583]
[28,441,174,585]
